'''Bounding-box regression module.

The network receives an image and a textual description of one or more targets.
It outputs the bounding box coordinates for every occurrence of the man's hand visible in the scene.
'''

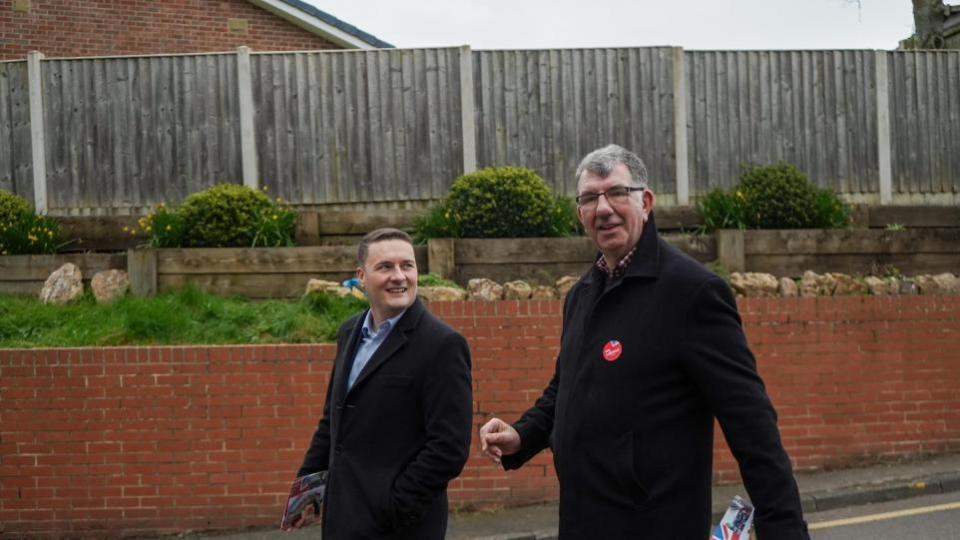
[479,418,521,466]
[289,502,320,530]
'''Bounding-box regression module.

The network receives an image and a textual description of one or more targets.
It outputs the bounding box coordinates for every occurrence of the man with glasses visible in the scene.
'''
[480,145,809,539]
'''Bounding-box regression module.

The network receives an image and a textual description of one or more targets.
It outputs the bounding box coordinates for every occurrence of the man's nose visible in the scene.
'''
[390,266,407,280]
[595,193,615,215]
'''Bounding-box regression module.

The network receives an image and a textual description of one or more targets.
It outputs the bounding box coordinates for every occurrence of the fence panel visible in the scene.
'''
[888,51,960,197]
[41,54,241,214]
[251,48,464,205]
[472,48,676,197]
[0,61,33,203]
[685,50,879,197]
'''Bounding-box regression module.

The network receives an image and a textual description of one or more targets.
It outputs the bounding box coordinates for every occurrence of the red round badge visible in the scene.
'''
[602,340,622,362]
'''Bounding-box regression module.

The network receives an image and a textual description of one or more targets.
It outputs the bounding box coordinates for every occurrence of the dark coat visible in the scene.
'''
[502,214,809,539]
[298,298,473,539]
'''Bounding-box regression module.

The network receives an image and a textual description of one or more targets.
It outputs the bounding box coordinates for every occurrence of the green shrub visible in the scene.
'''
[738,162,820,228]
[812,187,851,228]
[413,167,578,240]
[0,191,30,226]
[412,203,461,244]
[448,166,560,238]
[549,194,583,237]
[173,184,296,248]
[417,272,461,289]
[0,191,61,255]
[696,162,850,232]
[696,188,746,232]
[136,203,184,248]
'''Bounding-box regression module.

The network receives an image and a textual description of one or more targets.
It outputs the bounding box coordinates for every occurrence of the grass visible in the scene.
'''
[0,285,368,348]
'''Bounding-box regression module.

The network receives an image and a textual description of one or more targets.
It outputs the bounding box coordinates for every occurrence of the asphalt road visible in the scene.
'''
[808,491,960,540]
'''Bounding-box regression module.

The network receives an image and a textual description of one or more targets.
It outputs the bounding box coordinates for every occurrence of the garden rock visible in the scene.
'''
[800,271,837,297]
[730,272,778,297]
[418,286,467,302]
[305,279,351,297]
[468,278,503,301]
[531,286,557,300]
[915,273,960,295]
[91,270,129,303]
[864,276,899,296]
[830,273,868,296]
[778,277,798,297]
[40,263,84,304]
[556,275,579,297]
[503,280,533,300]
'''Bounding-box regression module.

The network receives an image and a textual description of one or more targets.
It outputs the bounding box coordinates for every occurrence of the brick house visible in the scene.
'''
[0,0,393,60]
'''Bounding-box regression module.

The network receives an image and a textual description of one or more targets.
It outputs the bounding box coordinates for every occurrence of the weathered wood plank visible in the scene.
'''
[743,229,960,255]
[747,253,960,278]
[0,253,124,280]
[156,246,359,274]
[158,273,347,299]
[868,206,960,228]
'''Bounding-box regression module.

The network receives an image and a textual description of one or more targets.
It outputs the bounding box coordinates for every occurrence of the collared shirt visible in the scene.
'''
[347,309,407,390]
[596,244,638,281]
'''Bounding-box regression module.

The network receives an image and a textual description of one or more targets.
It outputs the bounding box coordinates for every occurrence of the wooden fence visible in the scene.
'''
[1,47,959,216]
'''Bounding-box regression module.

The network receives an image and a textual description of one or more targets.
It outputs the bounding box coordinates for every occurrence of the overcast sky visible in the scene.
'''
[308,0,916,51]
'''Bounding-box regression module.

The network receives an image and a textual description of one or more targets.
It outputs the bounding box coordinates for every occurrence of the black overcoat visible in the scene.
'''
[298,298,473,539]
[503,214,809,539]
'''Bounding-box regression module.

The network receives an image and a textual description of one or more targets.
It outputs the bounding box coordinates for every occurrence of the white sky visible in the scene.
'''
[308,0,917,51]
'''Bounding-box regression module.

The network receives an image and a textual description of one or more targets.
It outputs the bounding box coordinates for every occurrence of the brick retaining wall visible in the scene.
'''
[2,297,959,537]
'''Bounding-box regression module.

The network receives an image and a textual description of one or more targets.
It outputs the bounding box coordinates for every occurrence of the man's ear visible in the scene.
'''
[356,266,365,287]
[642,190,656,217]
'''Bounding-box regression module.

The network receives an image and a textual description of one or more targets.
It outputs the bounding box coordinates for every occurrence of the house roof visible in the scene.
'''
[245,0,394,49]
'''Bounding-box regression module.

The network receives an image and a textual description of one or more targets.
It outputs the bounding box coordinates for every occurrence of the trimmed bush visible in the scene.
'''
[697,162,850,232]
[413,167,579,240]
[175,184,296,248]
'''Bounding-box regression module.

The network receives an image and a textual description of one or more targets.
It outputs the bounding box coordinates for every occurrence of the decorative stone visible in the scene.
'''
[778,277,798,297]
[915,273,959,295]
[531,286,557,300]
[418,286,467,302]
[90,269,129,303]
[304,279,343,296]
[729,272,779,297]
[39,263,84,304]
[800,271,842,297]
[467,278,503,301]
[830,273,868,296]
[503,280,533,300]
[864,276,899,296]
[555,275,579,297]
[799,271,820,298]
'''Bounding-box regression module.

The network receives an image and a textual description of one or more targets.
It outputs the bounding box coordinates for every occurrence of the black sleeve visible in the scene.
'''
[681,277,809,540]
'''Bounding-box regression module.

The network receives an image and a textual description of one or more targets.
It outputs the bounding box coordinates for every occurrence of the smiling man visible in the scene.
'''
[480,145,810,539]
[294,228,472,539]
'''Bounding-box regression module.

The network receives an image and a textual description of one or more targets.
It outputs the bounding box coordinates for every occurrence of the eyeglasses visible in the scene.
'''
[575,186,645,208]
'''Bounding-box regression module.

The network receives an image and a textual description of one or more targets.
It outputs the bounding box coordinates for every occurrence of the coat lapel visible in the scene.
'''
[333,313,366,406]
[346,298,426,395]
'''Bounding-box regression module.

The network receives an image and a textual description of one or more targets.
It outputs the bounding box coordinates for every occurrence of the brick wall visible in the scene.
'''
[2,296,960,537]
[0,0,340,61]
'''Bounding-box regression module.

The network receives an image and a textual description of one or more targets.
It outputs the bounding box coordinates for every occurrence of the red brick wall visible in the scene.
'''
[0,0,341,61]
[2,297,960,537]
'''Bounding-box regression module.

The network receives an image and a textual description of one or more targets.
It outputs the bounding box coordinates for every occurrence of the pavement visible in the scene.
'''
[179,452,960,540]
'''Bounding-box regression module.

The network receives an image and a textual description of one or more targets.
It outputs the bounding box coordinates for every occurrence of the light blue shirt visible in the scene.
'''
[347,309,407,390]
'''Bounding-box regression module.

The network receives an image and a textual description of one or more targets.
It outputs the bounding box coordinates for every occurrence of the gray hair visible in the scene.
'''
[357,227,414,266]
[575,144,649,190]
